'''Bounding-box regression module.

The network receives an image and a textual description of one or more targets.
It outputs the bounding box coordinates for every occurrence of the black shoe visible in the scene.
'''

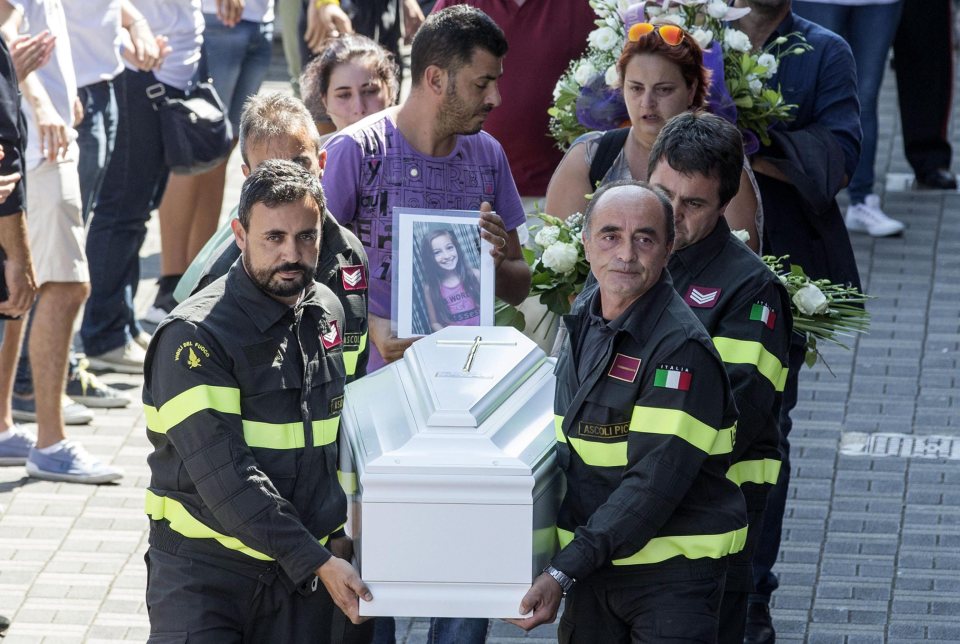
[743,602,774,644]
[0,614,10,637]
[915,168,958,190]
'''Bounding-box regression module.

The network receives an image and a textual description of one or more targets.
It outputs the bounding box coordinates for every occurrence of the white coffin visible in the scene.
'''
[340,326,562,618]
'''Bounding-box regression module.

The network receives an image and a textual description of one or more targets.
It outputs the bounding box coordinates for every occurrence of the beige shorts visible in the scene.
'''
[25,145,89,286]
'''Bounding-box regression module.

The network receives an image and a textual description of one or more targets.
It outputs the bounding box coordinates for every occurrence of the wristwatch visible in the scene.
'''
[543,565,575,595]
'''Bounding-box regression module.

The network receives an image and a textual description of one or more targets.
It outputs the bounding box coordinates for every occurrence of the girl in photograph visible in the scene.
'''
[420,228,482,332]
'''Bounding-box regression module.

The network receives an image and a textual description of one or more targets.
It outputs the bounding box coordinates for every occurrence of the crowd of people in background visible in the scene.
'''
[0,0,957,642]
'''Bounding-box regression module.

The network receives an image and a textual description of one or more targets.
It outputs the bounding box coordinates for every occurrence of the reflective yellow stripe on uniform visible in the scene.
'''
[630,406,735,455]
[338,470,358,495]
[726,458,781,486]
[557,525,747,566]
[713,337,788,392]
[144,490,331,561]
[242,417,341,449]
[554,415,627,467]
[343,331,368,376]
[554,415,565,443]
[145,385,241,434]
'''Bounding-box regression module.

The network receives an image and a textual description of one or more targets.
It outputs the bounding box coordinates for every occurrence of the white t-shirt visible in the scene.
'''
[62,0,123,88]
[13,0,78,171]
[127,0,203,90]
[200,0,274,23]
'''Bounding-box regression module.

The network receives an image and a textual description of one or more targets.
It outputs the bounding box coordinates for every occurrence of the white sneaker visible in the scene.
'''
[11,394,95,425]
[0,425,36,465]
[26,440,123,484]
[845,194,905,237]
[85,341,147,374]
[133,331,153,352]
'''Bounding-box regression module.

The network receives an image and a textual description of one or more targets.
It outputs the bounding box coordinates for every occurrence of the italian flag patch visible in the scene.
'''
[750,303,777,329]
[654,366,692,391]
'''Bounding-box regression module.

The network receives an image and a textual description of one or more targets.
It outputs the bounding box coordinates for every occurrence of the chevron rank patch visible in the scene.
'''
[654,364,692,391]
[608,353,641,383]
[340,265,367,291]
[321,320,342,349]
[684,285,722,308]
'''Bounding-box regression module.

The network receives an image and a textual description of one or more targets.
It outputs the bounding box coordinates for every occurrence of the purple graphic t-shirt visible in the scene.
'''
[322,111,526,371]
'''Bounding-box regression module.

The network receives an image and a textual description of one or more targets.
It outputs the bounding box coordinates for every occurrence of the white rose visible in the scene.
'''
[793,284,829,315]
[706,0,729,19]
[535,225,561,247]
[574,60,597,86]
[605,63,620,87]
[731,229,751,244]
[723,28,752,53]
[756,52,778,78]
[589,26,620,52]
[646,6,662,17]
[541,241,580,275]
[692,28,714,50]
[748,75,762,94]
[657,12,687,28]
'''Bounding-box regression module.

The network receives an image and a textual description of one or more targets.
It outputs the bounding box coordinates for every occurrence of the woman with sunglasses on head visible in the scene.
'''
[545,22,761,252]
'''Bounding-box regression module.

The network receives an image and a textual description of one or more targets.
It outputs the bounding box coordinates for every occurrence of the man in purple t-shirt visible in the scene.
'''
[323,4,530,373]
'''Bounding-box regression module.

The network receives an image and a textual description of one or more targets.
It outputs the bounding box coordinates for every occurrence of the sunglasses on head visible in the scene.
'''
[628,22,685,46]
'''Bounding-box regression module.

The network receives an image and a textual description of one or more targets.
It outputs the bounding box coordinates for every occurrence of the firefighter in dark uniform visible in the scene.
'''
[510,181,747,642]
[648,112,792,643]
[180,92,370,383]
[143,161,371,643]
[193,210,370,382]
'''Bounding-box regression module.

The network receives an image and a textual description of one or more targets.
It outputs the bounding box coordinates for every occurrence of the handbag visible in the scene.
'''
[147,80,233,175]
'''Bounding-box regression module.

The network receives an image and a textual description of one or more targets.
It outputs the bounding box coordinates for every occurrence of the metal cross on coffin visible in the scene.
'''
[436,335,516,373]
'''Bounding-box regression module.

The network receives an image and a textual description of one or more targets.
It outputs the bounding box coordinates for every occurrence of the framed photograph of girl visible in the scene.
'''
[392,208,495,338]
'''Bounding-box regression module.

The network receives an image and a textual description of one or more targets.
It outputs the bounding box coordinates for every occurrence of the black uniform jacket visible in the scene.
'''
[195,211,370,382]
[143,261,348,588]
[551,272,747,583]
[669,219,792,510]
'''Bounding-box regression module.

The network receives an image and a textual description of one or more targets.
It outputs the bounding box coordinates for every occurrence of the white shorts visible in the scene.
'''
[25,145,89,286]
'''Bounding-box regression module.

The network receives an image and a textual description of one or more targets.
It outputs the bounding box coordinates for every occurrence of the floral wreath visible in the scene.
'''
[549,0,811,153]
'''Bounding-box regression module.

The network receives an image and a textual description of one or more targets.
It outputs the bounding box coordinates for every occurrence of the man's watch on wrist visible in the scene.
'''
[543,565,575,595]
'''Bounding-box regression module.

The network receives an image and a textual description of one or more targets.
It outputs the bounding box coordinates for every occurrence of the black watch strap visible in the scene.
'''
[543,564,575,594]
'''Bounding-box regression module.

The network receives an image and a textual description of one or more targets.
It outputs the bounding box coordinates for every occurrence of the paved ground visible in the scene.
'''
[2,43,960,642]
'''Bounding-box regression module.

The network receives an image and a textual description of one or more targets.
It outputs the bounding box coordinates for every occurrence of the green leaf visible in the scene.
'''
[495,304,526,331]
[540,288,572,317]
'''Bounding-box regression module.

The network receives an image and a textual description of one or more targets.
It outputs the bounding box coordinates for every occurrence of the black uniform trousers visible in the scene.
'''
[717,507,766,644]
[145,526,373,644]
[893,0,954,176]
[557,566,726,644]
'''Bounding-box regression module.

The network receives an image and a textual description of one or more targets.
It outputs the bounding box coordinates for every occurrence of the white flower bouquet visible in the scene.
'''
[548,0,811,152]
[763,255,872,368]
[496,212,591,332]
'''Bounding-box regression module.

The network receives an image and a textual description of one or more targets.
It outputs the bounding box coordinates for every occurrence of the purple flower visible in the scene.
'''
[575,74,629,131]
[703,42,760,155]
